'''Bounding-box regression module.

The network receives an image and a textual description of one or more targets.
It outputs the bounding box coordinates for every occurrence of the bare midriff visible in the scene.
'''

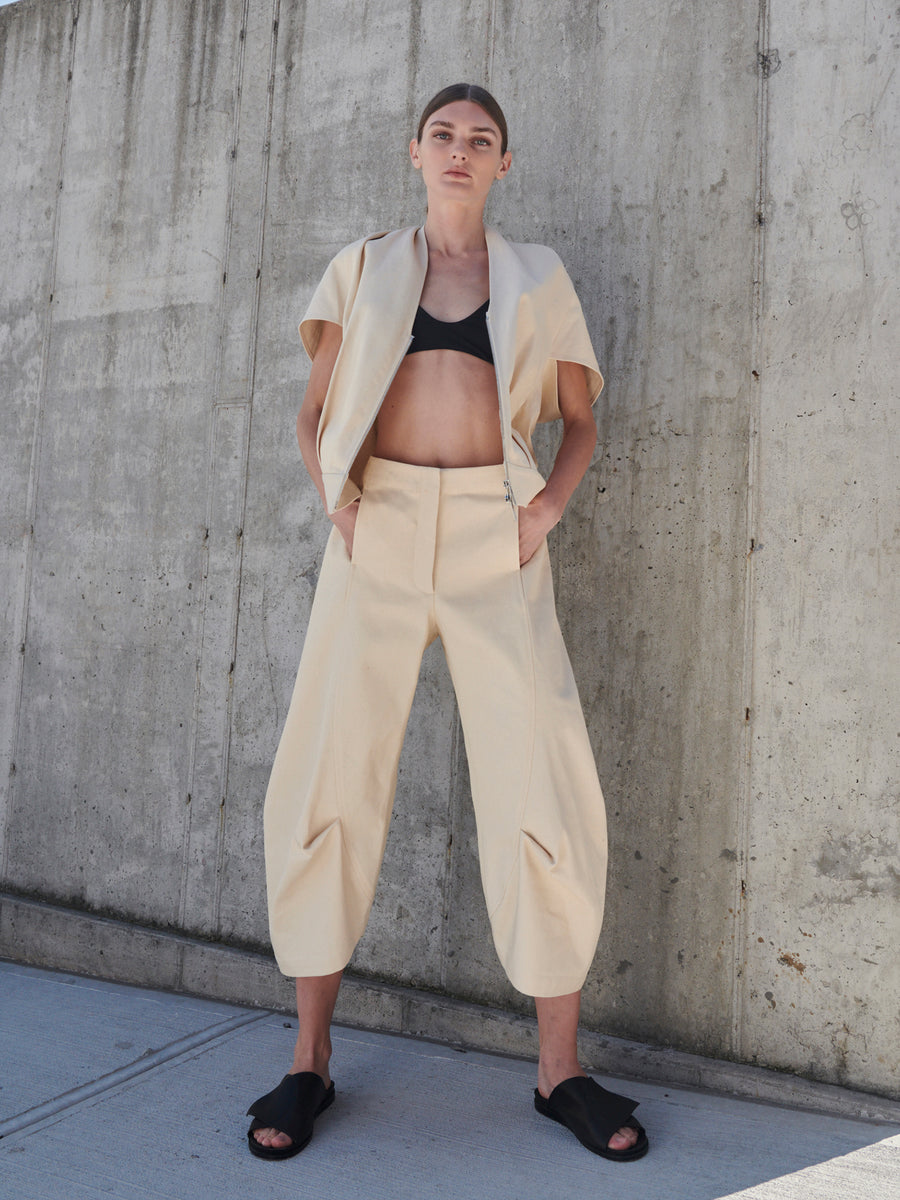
[373,350,503,468]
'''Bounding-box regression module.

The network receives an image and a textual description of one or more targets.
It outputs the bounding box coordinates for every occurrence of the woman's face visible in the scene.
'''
[410,100,511,202]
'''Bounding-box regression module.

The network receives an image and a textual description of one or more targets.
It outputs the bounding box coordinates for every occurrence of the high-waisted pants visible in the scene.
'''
[264,456,608,997]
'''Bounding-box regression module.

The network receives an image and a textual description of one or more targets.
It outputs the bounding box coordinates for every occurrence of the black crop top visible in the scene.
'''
[406,300,493,366]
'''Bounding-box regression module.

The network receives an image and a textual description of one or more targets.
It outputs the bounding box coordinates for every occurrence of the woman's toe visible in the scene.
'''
[254,1126,292,1149]
[608,1124,638,1151]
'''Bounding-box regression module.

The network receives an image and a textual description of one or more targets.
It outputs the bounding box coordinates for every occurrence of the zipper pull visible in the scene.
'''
[504,478,517,511]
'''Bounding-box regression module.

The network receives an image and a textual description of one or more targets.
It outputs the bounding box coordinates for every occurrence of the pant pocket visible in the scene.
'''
[348,495,369,566]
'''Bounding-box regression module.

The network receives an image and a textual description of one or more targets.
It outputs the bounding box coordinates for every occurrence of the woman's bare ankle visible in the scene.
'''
[290,1038,332,1085]
[537,1056,585,1099]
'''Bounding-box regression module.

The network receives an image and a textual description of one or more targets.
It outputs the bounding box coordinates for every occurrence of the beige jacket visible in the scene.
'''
[299,225,603,513]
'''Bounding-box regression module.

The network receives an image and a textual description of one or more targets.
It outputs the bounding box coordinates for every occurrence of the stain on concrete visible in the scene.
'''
[840,112,876,153]
[778,951,806,975]
[757,49,781,77]
[815,832,900,900]
[840,195,878,230]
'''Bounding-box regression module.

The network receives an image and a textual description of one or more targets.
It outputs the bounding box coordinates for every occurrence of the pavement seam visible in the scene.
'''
[0,1009,271,1139]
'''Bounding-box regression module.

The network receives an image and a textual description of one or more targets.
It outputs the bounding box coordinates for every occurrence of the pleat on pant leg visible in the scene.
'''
[265,478,435,978]
[495,537,608,998]
[436,484,608,999]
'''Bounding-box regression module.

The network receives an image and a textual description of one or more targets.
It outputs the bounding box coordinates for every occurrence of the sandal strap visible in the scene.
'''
[246,1072,329,1144]
[544,1076,639,1148]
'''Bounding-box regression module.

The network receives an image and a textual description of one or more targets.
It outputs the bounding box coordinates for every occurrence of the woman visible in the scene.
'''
[247,83,648,1164]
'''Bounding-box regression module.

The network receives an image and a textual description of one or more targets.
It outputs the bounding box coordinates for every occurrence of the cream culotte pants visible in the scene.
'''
[264,456,608,997]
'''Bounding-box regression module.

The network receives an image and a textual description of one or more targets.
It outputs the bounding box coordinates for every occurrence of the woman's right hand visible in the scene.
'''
[329,497,360,558]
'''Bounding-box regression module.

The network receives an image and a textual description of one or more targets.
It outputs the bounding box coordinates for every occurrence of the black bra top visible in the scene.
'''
[406,300,493,366]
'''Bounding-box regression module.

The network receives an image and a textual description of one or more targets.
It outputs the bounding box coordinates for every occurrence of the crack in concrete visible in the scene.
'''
[0,1008,270,1140]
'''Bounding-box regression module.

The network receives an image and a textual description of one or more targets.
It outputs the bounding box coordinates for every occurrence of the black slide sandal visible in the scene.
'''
[534,1076,649,1161]
[246,1072,335,1160]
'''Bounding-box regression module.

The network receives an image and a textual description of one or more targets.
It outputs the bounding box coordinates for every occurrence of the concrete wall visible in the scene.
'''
[1,0,896,1099]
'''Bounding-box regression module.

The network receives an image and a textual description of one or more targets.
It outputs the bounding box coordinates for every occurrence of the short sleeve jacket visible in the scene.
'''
[299,225,603,512]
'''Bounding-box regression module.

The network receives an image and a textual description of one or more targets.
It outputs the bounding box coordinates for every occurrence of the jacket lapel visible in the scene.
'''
[485,226,525,437]
[356,226,428,351]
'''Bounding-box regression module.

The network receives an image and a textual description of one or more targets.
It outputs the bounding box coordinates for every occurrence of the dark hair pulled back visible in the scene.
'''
[416,83,509,155]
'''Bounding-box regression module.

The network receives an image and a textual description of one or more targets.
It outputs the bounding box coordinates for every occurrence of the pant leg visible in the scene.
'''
[434,479,608,998]
[264,474,435,977]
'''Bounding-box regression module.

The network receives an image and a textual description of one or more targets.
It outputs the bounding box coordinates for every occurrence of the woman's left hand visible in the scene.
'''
[517,489,563,566]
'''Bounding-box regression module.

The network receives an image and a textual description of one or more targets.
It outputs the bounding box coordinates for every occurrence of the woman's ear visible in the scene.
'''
[410,139,422,170]
[495,150,512,179]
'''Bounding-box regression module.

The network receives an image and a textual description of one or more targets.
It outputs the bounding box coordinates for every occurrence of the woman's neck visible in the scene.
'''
[422,204,487,257]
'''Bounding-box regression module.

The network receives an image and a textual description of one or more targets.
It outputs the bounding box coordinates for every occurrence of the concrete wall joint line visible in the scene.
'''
[213,411,249,928]
[0,0,80,883]
[0,1009,269,1140]
[242,0,281,411]
[731,0,773,1060]
[484,0,497,87]
[178,2,254,932]
[186,0,281,933]
[191,0,281,923]
[178,435,213,927]
[210,0,283,930]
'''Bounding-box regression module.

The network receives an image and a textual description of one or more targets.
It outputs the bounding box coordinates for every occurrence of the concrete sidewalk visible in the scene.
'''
[1,961,898,1200]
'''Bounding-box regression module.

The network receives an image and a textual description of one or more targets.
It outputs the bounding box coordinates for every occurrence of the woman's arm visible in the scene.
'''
[296,320,359,554]
[517,358,598,566]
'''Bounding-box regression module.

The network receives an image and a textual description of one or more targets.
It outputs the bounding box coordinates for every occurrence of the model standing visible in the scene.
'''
[247,83,649,1164]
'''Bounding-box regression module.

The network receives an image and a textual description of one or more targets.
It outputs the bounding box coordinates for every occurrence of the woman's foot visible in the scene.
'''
[535,1071,648,1160]
[537,1065,639,1153]
[247,1068,334,1159]
[251,1043,332,1151]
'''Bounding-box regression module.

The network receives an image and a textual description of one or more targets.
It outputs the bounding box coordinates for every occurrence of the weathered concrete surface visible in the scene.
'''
[2,0,257,938]
[0,0,897,1101]
[739,1,900,1095]
[0,0,73,929]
